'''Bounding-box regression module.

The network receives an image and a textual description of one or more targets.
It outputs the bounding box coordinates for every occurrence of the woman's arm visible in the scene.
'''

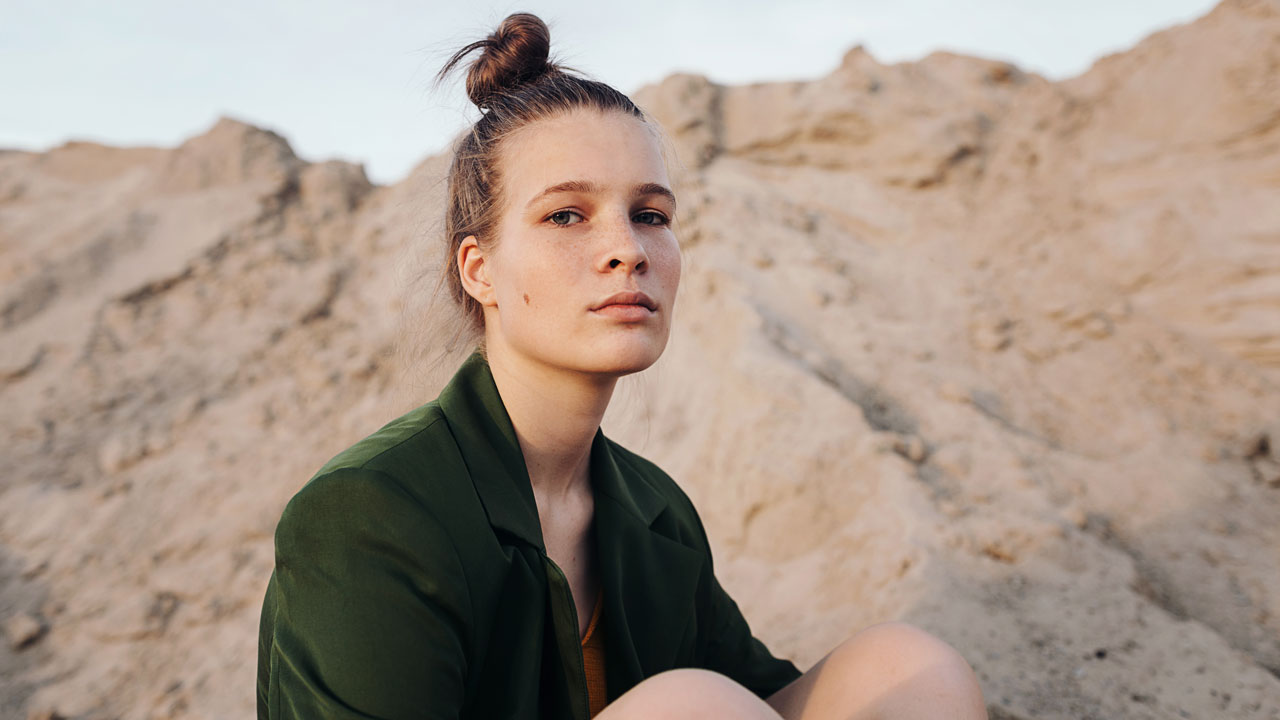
[259,467,472,720]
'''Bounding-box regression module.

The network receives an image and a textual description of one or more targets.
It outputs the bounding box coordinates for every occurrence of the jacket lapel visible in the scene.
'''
[590,433,707,701]
[437,349,545,551]
[437,349,708,710]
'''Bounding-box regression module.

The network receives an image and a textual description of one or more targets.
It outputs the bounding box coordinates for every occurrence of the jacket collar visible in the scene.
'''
[436,348,668,552]
[437,349,707,701]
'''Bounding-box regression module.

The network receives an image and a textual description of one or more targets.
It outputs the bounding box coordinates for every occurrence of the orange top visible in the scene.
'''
[581,586,607,717]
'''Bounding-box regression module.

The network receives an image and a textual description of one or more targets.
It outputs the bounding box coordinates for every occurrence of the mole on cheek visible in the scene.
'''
[523,293,530,304]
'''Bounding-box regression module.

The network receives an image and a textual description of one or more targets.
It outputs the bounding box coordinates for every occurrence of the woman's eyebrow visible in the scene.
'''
[635,182,678,210]
[524,180,677,210]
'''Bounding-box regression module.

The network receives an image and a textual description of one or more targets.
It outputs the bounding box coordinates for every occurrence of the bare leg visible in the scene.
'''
[765,622,988,720]
[597,668,785,720]
[595,622,985,719]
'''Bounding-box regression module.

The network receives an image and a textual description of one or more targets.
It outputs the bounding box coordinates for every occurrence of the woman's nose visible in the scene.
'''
[600,214,648,273]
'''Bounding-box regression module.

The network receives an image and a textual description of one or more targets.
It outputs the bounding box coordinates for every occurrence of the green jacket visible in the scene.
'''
[257,349,801,719]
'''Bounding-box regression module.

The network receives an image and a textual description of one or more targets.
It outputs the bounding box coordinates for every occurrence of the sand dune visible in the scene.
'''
[1,1,1278,717]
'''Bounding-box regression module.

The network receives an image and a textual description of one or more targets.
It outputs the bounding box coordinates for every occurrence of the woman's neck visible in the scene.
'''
[483,341,618,502]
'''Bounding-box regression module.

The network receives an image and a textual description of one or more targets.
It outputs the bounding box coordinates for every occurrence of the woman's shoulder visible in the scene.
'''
[279,399,471,536]
[312,399,452,478]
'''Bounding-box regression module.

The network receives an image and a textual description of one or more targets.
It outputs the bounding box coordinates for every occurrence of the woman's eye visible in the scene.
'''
[634,211,669,226]
[548,210,584,226]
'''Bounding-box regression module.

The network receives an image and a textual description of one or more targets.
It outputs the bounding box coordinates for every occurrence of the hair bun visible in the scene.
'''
[439,13,556,110]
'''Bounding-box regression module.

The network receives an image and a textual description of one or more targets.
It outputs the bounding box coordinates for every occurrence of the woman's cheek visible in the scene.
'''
[660,238,682,285]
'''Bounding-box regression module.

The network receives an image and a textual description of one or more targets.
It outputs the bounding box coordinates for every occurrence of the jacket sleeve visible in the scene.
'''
[260,467,471,719]
[692,511,804,700]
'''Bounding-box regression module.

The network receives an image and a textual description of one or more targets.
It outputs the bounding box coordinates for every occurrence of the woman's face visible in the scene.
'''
[464,108,682,378]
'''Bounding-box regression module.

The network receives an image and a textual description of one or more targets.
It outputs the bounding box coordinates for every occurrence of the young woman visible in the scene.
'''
[257,12,988,720]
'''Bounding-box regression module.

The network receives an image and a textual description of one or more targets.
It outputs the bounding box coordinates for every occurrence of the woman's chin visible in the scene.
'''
[571,338,665,377]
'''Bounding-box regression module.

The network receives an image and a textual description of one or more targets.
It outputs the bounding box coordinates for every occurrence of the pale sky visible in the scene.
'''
[3,0,1220,185]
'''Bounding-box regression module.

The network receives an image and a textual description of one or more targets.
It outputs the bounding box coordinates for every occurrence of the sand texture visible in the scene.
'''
[1,1,1279,717]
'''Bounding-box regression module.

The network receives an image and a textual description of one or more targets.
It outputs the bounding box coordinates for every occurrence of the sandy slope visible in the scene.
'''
[1,1,1278,717]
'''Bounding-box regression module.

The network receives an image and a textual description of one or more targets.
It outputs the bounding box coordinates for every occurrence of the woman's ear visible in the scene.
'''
[458,235,498,307]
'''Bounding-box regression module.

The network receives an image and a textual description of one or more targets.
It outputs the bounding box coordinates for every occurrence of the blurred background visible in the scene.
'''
[5,0,1221,184]
[3,1,1279,719]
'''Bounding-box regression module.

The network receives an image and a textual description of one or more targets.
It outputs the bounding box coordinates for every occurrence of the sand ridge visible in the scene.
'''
[1,1,1278,717]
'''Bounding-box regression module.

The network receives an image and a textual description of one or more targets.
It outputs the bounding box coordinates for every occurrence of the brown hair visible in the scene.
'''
[428,12,652,358]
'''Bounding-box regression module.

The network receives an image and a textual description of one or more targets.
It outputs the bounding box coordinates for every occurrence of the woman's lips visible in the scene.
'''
[592,304,655,322]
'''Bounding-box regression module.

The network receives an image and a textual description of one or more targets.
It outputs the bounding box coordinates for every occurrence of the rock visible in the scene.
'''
[1252,456,1280,488]
[893,434,928,463]
[969,315,1015,352]
[5,612,47,650]
[97,429,146,474]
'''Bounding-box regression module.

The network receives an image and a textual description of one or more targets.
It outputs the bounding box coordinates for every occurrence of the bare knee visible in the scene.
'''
[827,621,987,719]
[599,667,780,720]
[839,621,974,676]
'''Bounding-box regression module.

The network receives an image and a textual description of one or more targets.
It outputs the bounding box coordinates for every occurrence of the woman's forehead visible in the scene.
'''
[500,109,670,199]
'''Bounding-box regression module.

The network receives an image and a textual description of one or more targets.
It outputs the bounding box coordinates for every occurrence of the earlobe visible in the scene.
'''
[457,235,497,307]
